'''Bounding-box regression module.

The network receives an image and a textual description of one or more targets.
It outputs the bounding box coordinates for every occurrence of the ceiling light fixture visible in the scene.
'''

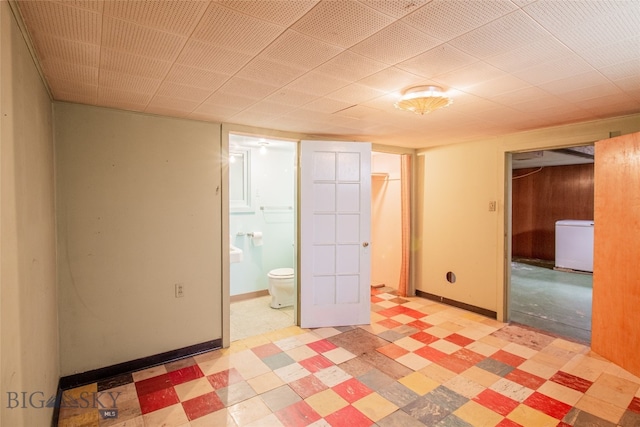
[394,85,452,115]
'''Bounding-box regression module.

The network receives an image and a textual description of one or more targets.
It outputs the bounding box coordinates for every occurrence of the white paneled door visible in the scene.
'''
[300,141,371,328]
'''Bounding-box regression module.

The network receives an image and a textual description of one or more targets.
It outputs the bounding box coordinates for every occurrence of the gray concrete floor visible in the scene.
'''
[510,260,593,343]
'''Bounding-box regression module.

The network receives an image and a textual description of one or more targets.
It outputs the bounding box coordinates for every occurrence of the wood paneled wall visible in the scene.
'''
[512,163,594,260]
[592,132,640,377]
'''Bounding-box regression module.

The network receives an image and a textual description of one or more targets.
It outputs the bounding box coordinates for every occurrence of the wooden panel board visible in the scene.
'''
[592,132,640,377]
[512,164,594,260]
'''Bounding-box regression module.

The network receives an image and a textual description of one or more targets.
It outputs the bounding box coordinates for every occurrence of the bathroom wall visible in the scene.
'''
[230,143,295,296]
[371,152,402,289]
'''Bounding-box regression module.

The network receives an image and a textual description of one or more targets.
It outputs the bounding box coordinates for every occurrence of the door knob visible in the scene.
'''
[362,242,369,247]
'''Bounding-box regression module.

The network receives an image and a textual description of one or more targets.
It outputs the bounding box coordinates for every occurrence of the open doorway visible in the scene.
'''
[508,146,594,343]
[228,134,297,341]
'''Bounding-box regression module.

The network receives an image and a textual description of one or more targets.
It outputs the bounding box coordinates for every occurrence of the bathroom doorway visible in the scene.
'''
[370,151,409,294]
[508,146,594,343]
[228,133,297,342]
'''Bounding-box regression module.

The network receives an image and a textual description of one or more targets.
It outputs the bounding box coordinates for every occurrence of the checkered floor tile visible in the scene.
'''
[57,288,640,427]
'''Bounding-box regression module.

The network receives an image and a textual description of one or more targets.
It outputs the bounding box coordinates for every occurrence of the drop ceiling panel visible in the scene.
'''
[285,71,350,97]
[156,82,212,103]
[102,17,186,62]
[576,37,640,69]
[31,34,99,67]
[449,11,549,59]
[191,3,284,54]
[291,1,394,48]
[98,87,152,107]
[260,30,343,70]
[403,0,518,42]
[176,40,253,74]
[512,54,596,86]
[397,43,478,78]
[350,21,441,65]
[17,1,101,43]
[485,37,576,74]
[315,51,387,81]
[165,65,230,91]
[264,89,318,108]
[358,67,424,93]
[103,0,207,35]
[101,48,171,79]
[41,59,97,85]
[14,0,640,149]
[99,70,160,94]
[236,58,306,87]
[326,84,386,105]
[219,0,319,26]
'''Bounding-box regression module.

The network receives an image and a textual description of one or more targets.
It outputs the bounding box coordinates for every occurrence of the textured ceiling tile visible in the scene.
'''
[99,70,160,94]
[286,71,350,97]
[176,40,253,74]
[291,1,394,48]
[613,75,640,92]
[462,74,532,98]
[156,82,212,103]
[315,51,387,81]
[326,83,387,105]
[332,104,382,120]
[404,0,518,42]
[219,0,318,26]
[485,37,574,74]
[358,67,424,93]
[202,92,256,110]
[53,90,99,106]
[264,89,318,107]
[537,71,612,95]
[302,98,354,114]
[363,0,430,19]
[350,21,442,65]
[512,54,596,86]
[242,101,298,116]
[190,104,244,121]
[488,86,553,106]
[31,33,99,67]
[433,62,509,90]
[599,59,640,82]
[235,58,306,87]
[102,17,186,62]
[218,77,279,100]
[98,87,153,106]
[522,0,636,35]
[101,48,171,79]
[192,3,284,54]
[575,37,640,69]
[165,64,230,91]
[397,43,478,78]
[554,83,625,104]
[17,1,101,43]
[260,30,343,70]
[48,78,97,100]
[449,10,548,59]
[146,96,200,113]
[103,0,208,35]
[40,59,98,85]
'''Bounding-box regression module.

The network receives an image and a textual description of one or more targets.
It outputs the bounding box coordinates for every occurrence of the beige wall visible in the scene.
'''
[1,2,58,425]
[417,113,640,320]
[371,152,402,289]
[55,103,222,376]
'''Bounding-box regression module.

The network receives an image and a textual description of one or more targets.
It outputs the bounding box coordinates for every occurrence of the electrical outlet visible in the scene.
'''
[489,201,497,212]
[175,283,184,298]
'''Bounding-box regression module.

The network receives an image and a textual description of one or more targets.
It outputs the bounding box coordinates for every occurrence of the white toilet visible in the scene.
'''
[268,268,295,309]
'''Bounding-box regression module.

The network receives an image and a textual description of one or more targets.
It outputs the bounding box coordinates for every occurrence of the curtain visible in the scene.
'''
[398,154,411,297]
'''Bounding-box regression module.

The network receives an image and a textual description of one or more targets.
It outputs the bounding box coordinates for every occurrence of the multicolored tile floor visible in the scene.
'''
[58,288,640,427]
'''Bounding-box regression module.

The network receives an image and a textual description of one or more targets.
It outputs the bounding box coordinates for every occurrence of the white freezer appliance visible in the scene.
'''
[555,220,594,272]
